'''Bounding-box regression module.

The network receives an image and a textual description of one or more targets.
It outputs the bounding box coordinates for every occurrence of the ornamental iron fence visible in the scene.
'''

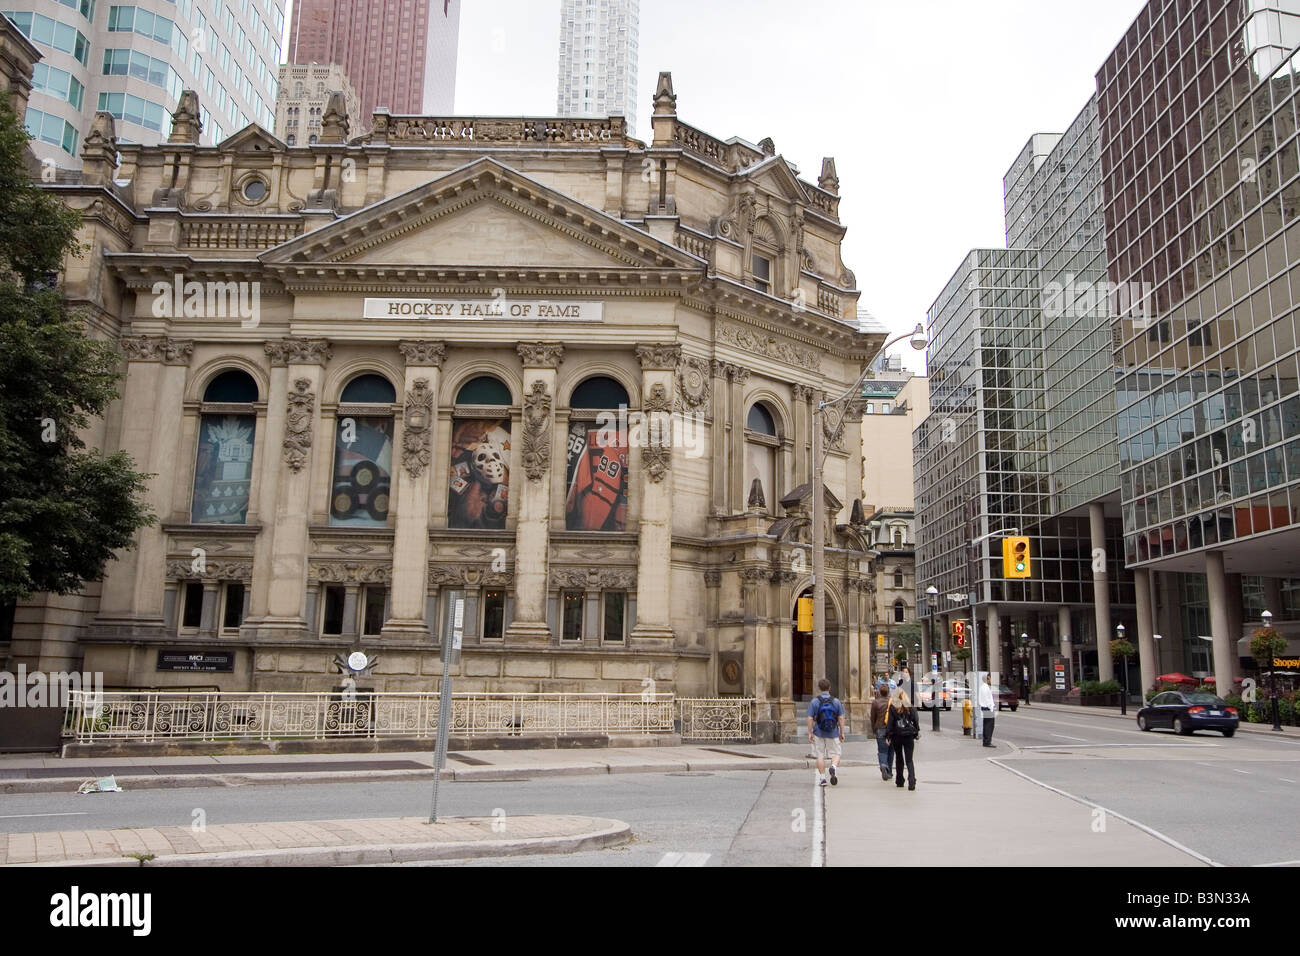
[63,691,754,743]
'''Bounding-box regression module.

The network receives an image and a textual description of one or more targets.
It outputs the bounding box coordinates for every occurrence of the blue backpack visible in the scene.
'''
[815,696,840,734]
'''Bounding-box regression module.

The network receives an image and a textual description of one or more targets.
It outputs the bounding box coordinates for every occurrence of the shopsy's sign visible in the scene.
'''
[364,297,601,321]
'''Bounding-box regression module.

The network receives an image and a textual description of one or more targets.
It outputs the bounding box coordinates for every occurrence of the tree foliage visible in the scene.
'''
[0,95,153,603]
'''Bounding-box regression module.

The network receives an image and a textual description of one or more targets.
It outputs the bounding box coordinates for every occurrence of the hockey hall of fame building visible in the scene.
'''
[25,69,888,738]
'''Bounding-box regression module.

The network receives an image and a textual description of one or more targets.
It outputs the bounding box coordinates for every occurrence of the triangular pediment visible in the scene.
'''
[218,124,286,154]
[261,157,704,271]
[743,156,809,204]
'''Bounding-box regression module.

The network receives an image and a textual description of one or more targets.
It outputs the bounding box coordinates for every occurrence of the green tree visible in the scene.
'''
[0,95,152,604]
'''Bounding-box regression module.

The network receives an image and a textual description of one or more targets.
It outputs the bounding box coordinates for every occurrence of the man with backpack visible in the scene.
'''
[806,678,845,787]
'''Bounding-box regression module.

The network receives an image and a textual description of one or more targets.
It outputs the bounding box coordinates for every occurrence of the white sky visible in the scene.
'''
[286,1,1149,370]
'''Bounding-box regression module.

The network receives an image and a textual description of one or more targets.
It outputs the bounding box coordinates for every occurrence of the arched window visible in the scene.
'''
[191,369,258,524]
[893,568,904,589]
[894,599,906,623]
[745,401,779,514]
[893,526,905,547]
[330,373,396,528]
[286,134,295,145]
[566,376,631,531]
[449,375,511,530]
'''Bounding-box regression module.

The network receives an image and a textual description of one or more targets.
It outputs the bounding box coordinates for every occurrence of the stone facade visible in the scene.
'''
[11,66,885,739]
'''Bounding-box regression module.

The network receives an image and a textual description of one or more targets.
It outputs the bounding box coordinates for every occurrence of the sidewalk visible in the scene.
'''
[0,743,868,794]
[1024,700,1300,736]
[1,814,630,867]
[825,729,1207,866]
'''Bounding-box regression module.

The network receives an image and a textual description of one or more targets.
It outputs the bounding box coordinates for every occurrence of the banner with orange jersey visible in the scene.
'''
[565,422,629,531]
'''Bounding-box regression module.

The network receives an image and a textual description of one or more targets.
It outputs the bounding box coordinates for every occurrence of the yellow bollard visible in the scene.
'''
[962,698,973,736]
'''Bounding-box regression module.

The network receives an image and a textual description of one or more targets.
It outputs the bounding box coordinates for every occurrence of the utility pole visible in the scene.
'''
[811,393,826,693]
[966,493,982,743]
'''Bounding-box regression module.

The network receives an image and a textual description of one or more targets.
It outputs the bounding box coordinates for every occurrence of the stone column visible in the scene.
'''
[250,338,331,639]
[630,344,679,645]
[248,354,288,624]
[1058,605,1072,683]
[198,583,219,639]
[1089,502,1115,682]
[1205,550,1239,686]
[506,343,563,643]
[340,585,360,643]
[383,341,444,640]
[791,384,811,487]
[1134,568,1157,699]
[710,361,729,515]
[740,567,765,696]
[729,366,750,512]
[96,336,193,635]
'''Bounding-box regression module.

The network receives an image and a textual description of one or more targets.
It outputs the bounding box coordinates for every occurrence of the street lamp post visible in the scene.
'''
[811,323,927,693]
[927,585,940,731]
[1019,632,1029,706]
[1263,609,1281,732]
[1116,622,1128,716]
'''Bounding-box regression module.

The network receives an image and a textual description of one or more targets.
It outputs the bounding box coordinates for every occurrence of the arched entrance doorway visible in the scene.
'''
[792,588,838,699]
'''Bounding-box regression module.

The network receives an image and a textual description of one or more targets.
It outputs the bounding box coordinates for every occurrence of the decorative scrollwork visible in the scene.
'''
[266,338,332,367]
[521,379,553,481]
[398,340,446,367]
[676,355,711,415]
[283,378,315,472]
[401,378,434,478]
[516,342,564,368]
[636,343,682,371]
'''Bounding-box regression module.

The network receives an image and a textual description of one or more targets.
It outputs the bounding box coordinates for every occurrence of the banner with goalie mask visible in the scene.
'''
[448,419,511,529]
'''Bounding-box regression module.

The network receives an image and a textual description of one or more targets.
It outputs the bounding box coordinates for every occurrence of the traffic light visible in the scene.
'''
[796,596,813,632]
[1003,535,1031,579]
[951,620,967,647]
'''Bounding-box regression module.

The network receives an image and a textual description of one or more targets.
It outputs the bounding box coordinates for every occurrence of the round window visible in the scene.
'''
[242,178,267,202]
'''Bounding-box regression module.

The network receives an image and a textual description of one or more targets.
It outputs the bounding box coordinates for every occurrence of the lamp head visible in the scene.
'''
[908,322,928,351]
[926,585,938,595]
[1262,609,1273,623]
[1116,623,1125,637]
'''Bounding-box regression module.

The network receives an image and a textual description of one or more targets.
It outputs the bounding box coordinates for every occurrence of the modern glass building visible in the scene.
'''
[6,0,284,168]
[1099,0,1300,685]
[916,97,1135,686]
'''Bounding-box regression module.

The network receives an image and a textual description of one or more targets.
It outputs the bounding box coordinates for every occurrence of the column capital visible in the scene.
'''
[636,343,681,370]
[266,337,332,367]
[398,340,446,367]
[517,342,565,368]
[120,334,193,365]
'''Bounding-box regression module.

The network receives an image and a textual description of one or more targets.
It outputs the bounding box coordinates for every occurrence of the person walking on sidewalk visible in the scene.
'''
[978,672,997,747]
[885,686,919,790]
[870,683,892,781]
[807,678,845,787]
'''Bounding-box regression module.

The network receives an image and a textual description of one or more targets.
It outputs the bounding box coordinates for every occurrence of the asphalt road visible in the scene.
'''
[992,705,1300,866]
[0,769,815,867]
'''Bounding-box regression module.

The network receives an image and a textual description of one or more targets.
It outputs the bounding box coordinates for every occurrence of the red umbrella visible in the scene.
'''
[1157,672,1198,685]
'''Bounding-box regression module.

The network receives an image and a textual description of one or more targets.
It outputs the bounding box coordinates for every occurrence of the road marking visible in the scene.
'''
[0,812,88,819]
[1232,769,1251,775]
[656,852,710,867]
[1051,734,1089,742]
[989,759,1221,867]
[1280,778,1296,783]
[1256,859,1300,867]
[811,772,825,868]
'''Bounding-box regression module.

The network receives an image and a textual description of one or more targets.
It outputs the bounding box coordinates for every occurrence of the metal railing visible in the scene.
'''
[63,691,753,743]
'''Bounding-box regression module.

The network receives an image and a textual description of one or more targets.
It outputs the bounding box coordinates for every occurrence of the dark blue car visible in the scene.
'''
[1137,690,1239,737]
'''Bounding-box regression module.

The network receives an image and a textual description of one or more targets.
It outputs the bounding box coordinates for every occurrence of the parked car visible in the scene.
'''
[917,676,949,710]
[1136,690,1238,737]
[942,679,970,704]
[996,685,1019,711]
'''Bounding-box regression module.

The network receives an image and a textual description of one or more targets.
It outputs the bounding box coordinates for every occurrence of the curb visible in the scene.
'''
[1024,702,1300,738]
[0,757,821,795]
[11,817,633,867]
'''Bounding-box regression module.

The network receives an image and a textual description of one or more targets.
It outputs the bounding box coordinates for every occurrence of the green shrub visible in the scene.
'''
[1080,680,1121,696]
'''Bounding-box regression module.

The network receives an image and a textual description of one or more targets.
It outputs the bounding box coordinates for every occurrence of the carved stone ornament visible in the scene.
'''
[636,343,682,371]
[747,477,767,510]
[266,338,332,367]
[640,383,673,483]
[120,335,193,365]
[166,560,251,581]
[521,379,553,481]
[310,563,391,584]
[791,383,814,403]
[821,404,847,452]
[718,324,819,371]
[703,569,722,588]
[842,397,869,422]
[517,342,565,368]
[398,340,446,367]
[550,567,636,589]
[401,378,434,478]
[676,355,711,415]
[739,566,769,586]
[283,378,316,472]
[770,568,797,585]
[428,565,513,587]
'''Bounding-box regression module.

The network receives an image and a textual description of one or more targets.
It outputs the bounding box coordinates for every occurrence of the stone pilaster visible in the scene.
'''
[95,336,193,636]
[506,343,563,643]
[245,338,331,640]
[382,341,445,641]
[710,360,729,515]
[630,345,680,646]
[728,366,750,513]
